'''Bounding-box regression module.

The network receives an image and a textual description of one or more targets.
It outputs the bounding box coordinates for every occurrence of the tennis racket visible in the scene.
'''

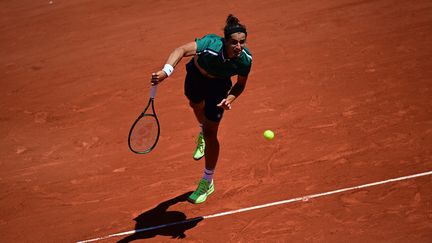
[128,84,160,154]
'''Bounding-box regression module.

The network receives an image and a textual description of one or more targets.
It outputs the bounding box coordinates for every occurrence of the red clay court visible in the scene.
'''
[1,0,431,242]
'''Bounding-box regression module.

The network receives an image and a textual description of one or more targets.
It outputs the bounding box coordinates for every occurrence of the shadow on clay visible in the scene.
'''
[117,191,202,242]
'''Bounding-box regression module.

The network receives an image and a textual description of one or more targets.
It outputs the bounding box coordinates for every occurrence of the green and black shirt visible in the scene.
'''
[195,34,252,79]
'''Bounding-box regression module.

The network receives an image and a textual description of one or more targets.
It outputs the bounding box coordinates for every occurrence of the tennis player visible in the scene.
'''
[151,14,252,204]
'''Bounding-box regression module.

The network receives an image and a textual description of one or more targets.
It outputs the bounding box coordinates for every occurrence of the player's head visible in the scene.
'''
[223,14,247,59]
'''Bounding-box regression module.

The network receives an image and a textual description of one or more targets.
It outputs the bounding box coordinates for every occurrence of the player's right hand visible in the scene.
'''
[151,70,167,85]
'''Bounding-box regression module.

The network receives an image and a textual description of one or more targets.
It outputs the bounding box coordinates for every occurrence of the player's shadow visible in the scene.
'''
[117,191,202,242]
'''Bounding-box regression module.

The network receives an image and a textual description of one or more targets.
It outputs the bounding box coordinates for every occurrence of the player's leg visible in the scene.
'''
[188,100,206,160]
[184,60,207,160]
[188,85,228,204]
[188,119,218,204]
[200,76,232,163]
[202,119,220,171]
[189,100,205,125]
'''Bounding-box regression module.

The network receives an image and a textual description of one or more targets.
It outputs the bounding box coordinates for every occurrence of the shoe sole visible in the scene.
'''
[193,155,204,161]
[188,185,214,204]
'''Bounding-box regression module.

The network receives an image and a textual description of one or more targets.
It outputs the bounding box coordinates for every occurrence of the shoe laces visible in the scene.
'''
[196,180,208,194]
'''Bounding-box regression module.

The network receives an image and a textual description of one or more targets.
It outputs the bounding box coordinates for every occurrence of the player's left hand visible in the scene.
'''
[217,98,232,110]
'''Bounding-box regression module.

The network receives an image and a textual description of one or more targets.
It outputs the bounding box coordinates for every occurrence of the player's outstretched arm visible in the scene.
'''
[151,42,197,85]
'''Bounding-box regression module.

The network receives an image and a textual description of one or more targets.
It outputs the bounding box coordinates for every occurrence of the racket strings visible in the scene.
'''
[129,115,159,153]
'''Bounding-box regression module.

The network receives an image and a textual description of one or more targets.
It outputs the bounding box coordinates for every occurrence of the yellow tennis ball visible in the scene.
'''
[263,130,275,140]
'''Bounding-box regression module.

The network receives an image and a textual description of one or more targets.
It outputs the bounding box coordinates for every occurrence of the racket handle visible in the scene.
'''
[150,84,157,99]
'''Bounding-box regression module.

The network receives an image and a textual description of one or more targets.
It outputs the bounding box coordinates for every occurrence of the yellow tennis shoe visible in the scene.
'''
[188,179,214,204]
[193,132,205,160]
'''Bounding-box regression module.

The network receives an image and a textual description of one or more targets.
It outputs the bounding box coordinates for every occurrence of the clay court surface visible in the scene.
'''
[1,0,432,242]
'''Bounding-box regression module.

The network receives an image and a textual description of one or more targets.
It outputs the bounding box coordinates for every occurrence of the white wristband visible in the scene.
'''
[162,64,174,77]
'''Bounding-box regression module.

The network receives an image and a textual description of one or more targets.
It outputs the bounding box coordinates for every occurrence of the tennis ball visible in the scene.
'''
[263,130,275,140]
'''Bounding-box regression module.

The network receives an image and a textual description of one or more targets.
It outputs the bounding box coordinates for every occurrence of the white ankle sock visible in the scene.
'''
[203,168,214,183]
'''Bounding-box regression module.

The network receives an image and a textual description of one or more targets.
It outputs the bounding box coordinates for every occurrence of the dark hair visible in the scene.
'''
[223,14,247,39]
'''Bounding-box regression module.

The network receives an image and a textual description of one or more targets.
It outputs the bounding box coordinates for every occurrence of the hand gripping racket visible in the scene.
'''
[128,85,160,154]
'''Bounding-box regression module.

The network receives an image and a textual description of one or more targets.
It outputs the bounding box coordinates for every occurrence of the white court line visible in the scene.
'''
[77,170,432,243]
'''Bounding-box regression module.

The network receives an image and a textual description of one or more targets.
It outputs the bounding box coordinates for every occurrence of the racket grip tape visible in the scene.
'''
[150,85,157,99]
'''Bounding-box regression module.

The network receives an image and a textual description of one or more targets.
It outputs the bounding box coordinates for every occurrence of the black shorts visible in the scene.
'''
[184,60,232,122]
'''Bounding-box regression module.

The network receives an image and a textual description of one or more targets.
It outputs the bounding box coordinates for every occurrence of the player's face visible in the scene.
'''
[225,32,246,59]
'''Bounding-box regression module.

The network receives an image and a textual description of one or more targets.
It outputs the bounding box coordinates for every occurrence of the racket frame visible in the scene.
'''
[128,85,160,154]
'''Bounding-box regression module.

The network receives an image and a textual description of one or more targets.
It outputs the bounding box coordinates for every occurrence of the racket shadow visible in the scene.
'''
[117,191,202,242]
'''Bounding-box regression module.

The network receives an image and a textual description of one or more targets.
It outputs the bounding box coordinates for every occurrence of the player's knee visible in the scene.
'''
[203,122,219,139]
[204,130,217,140]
